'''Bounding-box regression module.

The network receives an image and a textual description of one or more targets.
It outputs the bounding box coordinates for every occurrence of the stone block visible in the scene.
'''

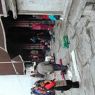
[75,17,89,35]
[83,9,95,21]
[82,64,95,95]
[68,0,87,26]
[76,28,92,66]
[71,88,83,95]
[87,22,95,54]
[89,55,95,86]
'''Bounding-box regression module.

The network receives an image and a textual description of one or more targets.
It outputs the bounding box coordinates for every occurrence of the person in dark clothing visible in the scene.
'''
[54,80,79,91]
[31,80,79,95]
[34,79,79,91]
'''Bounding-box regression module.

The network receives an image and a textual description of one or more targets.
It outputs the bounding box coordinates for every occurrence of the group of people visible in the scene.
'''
[30,57,79,95]
[31,79,79,95]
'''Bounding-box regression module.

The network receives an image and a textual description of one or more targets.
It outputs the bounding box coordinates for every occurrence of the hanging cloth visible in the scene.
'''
[48,15,57,21]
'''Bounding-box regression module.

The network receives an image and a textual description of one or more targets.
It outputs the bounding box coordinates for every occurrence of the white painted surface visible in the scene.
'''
[16,0,66,15]
[0,75,41,95]
[71,50,81,82]
[1,0,7,17]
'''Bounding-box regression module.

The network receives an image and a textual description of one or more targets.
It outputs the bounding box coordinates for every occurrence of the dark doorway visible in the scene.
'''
[1,14,56,66]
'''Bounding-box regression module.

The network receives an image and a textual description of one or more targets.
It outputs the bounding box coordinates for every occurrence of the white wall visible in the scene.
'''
[0,75,41,95]
[16,0,65,15]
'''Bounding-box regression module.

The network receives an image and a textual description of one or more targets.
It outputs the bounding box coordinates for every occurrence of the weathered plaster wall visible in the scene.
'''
[64,1,95,95]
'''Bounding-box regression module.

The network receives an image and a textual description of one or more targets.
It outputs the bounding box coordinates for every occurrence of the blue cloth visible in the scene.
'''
[48,15,56,21]
[32,89,41,95]
[32,88,55,95]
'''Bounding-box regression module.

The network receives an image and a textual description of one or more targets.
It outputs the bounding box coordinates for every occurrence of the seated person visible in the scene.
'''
[35,61,68,76]
[32,79,79,93]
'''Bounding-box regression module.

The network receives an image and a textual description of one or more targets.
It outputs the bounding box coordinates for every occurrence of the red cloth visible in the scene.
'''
[44,81,56,90]
[40,15,49,19]
[59,59,63,65]
[32,23,54,30]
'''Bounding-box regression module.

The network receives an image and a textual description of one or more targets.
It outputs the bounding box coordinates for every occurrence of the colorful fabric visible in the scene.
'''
[44,81,56,90]
[32,23,54,30]
[32,87,55,95]
[48,15,56,21]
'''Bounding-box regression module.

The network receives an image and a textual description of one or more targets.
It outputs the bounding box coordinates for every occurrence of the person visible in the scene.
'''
[33,79,79,92]
[54,80,79,91]
[35,61,68,76]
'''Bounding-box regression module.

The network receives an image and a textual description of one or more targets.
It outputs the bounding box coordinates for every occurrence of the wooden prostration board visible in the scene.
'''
[0,47,16,75]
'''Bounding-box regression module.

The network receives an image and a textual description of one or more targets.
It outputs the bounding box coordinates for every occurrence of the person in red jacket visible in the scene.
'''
[33,79,79,91]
